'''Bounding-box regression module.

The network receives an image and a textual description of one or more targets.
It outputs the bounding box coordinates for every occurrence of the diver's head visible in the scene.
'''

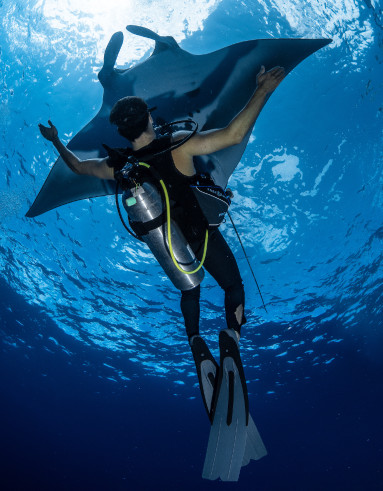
[109,96,155,142]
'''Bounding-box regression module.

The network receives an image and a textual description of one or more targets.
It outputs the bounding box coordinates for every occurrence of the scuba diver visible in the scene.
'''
[39,65,285,481]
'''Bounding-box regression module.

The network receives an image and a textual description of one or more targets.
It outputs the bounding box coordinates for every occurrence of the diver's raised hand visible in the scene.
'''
[38,120,58,141]
[256,66,285,93]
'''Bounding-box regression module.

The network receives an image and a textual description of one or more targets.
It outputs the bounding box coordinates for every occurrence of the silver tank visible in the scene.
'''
[122,181,204,291]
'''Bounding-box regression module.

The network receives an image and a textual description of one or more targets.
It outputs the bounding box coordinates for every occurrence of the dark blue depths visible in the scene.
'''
[1,277,383,491]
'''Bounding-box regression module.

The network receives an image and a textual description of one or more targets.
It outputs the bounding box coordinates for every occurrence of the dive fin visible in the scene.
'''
[190,333,267,474]
[202,329,248,481]
[242,416,268,465]
[190,335,218,422]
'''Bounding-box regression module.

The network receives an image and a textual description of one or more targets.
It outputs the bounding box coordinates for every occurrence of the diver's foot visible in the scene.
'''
[189,334,201,347]
[227,328,240,343]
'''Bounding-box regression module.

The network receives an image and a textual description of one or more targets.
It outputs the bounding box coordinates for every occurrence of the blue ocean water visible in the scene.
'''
[1,0,382,489]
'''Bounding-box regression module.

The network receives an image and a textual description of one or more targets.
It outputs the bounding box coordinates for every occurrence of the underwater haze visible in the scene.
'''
[1,0,383,489]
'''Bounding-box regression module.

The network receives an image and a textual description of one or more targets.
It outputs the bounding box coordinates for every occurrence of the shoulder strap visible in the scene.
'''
[133,135,172,162]
[102,143,133,169]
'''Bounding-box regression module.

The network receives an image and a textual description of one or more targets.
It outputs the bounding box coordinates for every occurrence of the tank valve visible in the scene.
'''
[125,197,137,207]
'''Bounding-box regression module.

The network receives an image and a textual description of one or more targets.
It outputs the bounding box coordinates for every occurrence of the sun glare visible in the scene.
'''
[40,0,221,65]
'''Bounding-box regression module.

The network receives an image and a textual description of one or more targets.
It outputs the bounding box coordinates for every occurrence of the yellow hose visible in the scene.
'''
[139,162,208,274]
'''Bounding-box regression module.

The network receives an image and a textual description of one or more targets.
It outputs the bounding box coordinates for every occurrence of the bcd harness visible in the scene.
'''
[115,156,231,275]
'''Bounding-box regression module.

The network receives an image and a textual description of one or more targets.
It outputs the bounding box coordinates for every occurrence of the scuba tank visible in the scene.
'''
[118,159,205,291]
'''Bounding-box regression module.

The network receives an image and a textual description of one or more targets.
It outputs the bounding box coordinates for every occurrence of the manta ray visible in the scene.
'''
[26,25,331,218]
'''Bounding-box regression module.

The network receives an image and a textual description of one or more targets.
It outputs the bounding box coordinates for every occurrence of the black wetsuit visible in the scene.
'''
[106,136,246,337]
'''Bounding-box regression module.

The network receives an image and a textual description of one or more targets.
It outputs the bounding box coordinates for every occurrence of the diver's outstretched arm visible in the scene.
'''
[38,121,114,180]
[175,66,285,158]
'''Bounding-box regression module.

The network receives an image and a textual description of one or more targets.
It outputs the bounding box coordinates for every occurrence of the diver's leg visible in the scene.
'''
[224,283,247,335]
[201,232,251,480]
[195,232,266,477]
[181,284,201,341]
[182,284,219,417]
[201,230,246,337]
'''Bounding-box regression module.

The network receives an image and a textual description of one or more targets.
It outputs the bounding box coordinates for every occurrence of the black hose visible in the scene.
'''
[115,181,141,240]
[228,211,268,313]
